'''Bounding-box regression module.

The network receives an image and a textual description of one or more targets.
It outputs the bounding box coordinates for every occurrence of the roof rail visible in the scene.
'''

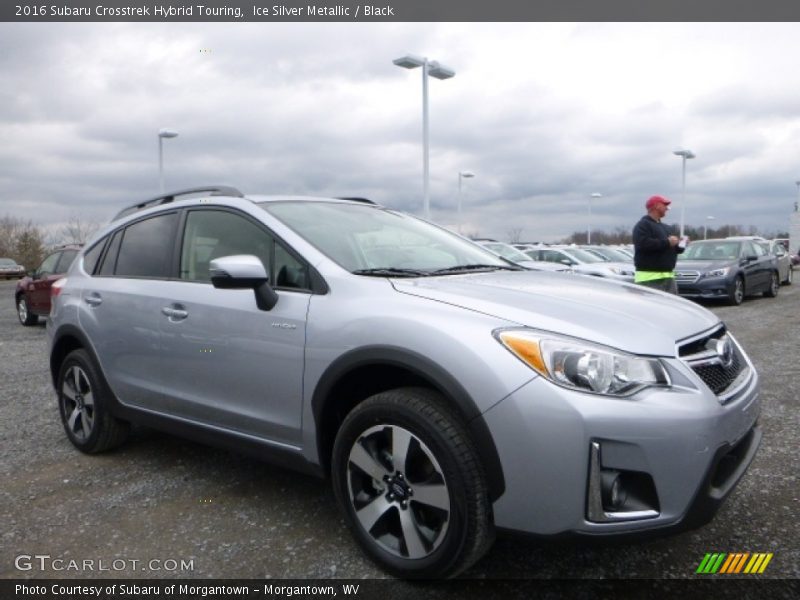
[335,196,376,205]
[112,185,245,221]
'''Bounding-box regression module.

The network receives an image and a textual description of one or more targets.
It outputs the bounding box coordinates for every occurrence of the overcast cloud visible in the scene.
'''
[2,22,800,242]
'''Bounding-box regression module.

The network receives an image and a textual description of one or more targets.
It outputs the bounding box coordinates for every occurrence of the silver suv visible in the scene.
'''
[48,186,762,578]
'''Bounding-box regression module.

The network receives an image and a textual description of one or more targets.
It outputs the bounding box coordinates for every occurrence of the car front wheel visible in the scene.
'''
[331,388,494,578]
[727,276,745,306]
[57,349,130,453]
[17,295,38,326]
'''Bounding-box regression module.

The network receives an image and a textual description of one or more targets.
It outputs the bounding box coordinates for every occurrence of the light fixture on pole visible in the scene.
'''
[704,215,715,240]
[158,128,179,193]
[393,54,455,220]
[673,148,695,237]
[457,170,475,233]
[588,193,602,244]
[795,180,800,212]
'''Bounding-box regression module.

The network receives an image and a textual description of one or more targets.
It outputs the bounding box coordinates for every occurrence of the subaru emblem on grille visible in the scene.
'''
[715,338,734,368]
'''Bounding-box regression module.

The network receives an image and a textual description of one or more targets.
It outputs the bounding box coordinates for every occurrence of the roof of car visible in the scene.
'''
[112,186,377,222]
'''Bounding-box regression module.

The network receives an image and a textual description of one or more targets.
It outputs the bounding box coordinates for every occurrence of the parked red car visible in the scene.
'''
[15,245,81,326]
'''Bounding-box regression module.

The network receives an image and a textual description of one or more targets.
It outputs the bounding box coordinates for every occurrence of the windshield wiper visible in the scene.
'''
[431,263,521,275]
[352,267,429,277]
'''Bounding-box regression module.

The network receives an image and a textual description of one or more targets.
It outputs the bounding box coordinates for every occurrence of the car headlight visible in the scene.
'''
[495,329,669,396]
[702,267,730,278]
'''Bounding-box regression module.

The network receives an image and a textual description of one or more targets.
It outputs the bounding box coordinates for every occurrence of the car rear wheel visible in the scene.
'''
[727,276,745,306]
[17,295,38,326]
[331,387,494,578]
[764,272,779,297]
[57,349,130,453]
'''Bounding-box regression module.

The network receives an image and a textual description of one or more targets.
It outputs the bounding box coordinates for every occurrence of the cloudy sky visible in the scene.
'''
[2,22,800,242]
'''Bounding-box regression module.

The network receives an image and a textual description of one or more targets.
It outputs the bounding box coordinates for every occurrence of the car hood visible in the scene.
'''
[392,271,718,356]
[676,259,737,272]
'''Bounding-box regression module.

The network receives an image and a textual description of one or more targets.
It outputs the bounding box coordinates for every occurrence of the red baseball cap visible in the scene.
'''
[646,195,671,210]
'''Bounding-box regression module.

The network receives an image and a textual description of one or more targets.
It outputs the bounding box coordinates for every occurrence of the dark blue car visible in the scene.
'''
[675,239,779,305]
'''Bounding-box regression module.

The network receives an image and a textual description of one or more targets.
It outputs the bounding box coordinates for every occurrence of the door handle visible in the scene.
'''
[161,305,189,321]
[84,293,102,307]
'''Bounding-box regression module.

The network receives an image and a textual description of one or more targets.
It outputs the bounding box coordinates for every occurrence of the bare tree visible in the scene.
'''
[507,228,523,244]
[0,215,46,269]
[59,215,100,245]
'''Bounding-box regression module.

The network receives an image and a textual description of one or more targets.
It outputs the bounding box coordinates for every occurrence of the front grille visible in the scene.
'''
[678,325,749,403]
[675,270,700,283]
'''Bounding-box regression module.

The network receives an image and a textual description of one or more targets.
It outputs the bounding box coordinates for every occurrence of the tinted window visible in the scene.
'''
[98,231,123,277]
[180,210,272,283]
[82,241,105,275]
[55,249,78,273]
[37,252,60,275]
[115,213,178,278]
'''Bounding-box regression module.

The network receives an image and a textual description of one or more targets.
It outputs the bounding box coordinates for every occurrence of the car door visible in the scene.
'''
[155,208,311,447]
[743,240,770,291]
[27,251,62,314]
[77,213,180,411]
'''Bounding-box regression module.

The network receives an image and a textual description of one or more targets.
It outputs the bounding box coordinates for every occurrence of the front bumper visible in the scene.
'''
[677,277,732,299]
[481,357,760,537]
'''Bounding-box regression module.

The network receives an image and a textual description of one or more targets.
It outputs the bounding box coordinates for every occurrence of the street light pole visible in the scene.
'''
[588,193,602,244]
[393,54,455,221]
[673,149,695,238]
[795,180,800,212]
[458,170,475,234]
[158,128,179,193]
[704,215,715,240]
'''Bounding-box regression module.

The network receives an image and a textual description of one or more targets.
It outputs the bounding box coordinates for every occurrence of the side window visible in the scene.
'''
[115,213,178,278]
[55,249,78,274]
[180,210,273,283]
[98,230,123,277]
[82,240,106,275]
[274,243,309,290]
[751,242,767,257]
[37,252,61,276]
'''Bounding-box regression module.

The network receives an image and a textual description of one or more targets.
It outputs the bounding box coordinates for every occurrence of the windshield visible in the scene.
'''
[0,258,17,266]
[560,247,607,263]
[482,242,531,262]
[679,241,742,261]
[261,201,511,274]
[585,247,632,262]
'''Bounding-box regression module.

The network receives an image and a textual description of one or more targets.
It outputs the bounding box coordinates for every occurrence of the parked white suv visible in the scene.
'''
[48,187,761,578]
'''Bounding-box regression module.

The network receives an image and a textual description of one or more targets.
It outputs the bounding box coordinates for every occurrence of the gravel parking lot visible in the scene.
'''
[1,278,798,583]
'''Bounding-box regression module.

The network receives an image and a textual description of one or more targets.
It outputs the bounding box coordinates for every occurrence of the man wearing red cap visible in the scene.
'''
[632,195,687,293]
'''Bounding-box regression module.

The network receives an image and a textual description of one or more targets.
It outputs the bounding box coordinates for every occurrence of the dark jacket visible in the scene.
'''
[632,215,684,271]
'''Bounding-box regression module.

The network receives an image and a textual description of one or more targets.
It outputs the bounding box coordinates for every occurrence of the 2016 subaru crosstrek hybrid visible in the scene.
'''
[47,187,762,578]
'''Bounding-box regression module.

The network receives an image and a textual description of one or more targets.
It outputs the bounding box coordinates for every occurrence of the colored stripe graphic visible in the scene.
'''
[696,552,773,574]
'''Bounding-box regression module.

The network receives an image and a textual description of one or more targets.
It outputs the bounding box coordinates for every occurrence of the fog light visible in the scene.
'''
[601,470,627,510]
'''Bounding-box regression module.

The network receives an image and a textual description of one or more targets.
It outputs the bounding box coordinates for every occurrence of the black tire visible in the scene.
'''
[57,349,130,453]
[763,272,779,298]
[727,276,744,306]
[331,387,494,579]
[16,295,38,326]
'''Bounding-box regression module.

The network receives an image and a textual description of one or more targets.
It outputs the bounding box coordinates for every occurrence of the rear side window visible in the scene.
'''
[115,213,178,278]
[82,241,105,275]
[98,231,123,277]
[37,252,61,276]
[55,249,78,274]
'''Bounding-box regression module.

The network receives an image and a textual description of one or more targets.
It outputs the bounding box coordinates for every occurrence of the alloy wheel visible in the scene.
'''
[61,365,95,442]
[345,424,451,560]
[17,298,27,323]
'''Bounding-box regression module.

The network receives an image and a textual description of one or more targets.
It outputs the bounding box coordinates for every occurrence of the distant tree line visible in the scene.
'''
[559,224,789,245]
[0,214,99,270]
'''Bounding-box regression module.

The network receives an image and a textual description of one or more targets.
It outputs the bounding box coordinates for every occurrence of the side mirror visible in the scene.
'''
[209,255,278,311]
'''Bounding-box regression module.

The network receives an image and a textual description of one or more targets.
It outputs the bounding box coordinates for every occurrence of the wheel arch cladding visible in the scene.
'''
[312,345,506,502]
